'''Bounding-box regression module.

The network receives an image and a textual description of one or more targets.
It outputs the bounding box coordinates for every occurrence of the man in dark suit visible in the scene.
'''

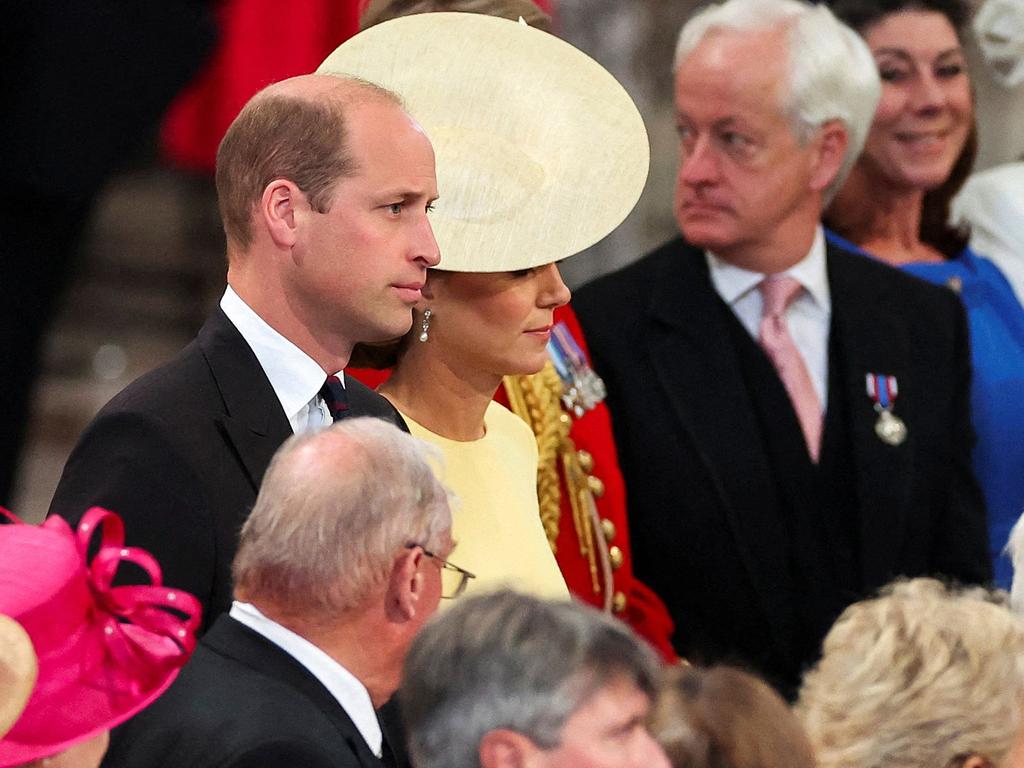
[103,418,461,768]
[574,0,991,696]
[49,74,441,631]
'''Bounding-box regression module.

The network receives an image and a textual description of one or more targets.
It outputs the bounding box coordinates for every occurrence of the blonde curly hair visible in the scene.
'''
[797,578,1024,768]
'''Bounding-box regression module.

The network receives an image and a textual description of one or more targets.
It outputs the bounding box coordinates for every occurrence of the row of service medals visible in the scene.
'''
[548,323,607,418]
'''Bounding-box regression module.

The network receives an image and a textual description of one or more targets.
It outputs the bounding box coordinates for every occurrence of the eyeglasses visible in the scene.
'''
[407,544,476,599]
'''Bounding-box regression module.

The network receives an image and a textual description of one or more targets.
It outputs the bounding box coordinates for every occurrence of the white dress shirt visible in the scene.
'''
[220,286,342,433]
[705,226,831,407]
[229,601,383,757]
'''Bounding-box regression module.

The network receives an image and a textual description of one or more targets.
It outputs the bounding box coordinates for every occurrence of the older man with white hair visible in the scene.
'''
[574,0,990,696]
[103,418,462,768]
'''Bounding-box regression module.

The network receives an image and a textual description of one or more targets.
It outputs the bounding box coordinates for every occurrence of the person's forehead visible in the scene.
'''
[346,95,415,135]
[345,99,437,176]
[866,10,962,58]
[570,676,650,728]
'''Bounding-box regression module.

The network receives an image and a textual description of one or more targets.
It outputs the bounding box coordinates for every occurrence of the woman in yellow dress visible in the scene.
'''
[319,11,649,599]
[381,261,574,598]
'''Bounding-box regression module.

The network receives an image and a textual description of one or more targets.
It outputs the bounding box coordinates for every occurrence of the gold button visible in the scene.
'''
[587,475,605,498]
[600,518,616,542]
[559,413,571,425]
[609,545,624,570]
[947,276,963,294]
[612,591,627,614]
[577,449,594,473]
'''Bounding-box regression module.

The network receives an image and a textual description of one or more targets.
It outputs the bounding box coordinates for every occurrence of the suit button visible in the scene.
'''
[577,449,594,473]
[600,518,616,542]
[609,545,624,570]
[587,476,605,498]
[612,591,628,614]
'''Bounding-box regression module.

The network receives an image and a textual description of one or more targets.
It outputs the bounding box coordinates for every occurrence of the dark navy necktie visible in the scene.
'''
[319,375,350,421]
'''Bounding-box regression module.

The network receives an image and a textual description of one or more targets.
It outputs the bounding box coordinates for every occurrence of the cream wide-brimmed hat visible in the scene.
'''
[318,12,649,273]
[0,616,37,741]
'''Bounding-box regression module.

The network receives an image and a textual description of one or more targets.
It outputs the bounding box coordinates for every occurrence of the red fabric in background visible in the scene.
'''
[160,0,359,174]
[160,0,553,174]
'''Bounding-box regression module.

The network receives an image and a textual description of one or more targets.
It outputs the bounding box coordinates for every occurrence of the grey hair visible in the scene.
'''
[673,0,881,202]
[401,589,662,768]
[797,578,1024,768]
[232,417,452,617]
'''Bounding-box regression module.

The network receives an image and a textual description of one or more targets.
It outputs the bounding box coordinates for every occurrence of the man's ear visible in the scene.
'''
[960,755,993,768]
[259,179,306,250]
[385,547,422,622]
[808,119,849,194]
[479,729,541,768]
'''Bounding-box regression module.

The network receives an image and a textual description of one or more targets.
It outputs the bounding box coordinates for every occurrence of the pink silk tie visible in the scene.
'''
[758,276,822,462]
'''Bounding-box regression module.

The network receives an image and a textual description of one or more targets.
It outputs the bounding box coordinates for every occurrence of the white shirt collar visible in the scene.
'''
[229,601,383,757]
[220,286,343,431]
[705,226,831,312]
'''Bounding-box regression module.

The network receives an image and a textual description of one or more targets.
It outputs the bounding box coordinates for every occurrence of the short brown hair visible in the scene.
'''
[215,93,352,249]
[215,79,401,250]
[360,0,551,30]
[650,666,816,768]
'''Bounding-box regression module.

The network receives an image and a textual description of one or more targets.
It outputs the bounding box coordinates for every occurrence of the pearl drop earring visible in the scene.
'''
[418,308,432,342]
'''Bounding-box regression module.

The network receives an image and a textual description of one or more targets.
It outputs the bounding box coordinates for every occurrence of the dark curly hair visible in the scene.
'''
[825,0,975,257]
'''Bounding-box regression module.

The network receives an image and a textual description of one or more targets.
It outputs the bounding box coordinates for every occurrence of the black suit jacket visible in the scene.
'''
[103,615,384,768]
[573,238,990,691]
[49,309,405,631]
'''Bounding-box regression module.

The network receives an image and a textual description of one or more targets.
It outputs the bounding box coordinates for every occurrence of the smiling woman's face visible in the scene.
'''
[420,264,571,380]
[858,10,973,193]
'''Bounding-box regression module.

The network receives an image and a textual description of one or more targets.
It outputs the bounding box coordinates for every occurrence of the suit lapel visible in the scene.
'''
[647,245,797,659]
[346,375,410,433]
[199,309,294,492]
[826,247,913,586]
[205,617,384,768]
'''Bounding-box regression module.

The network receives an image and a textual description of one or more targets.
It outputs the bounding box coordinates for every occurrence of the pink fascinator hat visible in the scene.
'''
[0,507,201,766]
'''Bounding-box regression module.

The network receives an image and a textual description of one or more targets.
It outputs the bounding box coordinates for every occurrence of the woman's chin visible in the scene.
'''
[503,354,551,378]
[879,158,959,193]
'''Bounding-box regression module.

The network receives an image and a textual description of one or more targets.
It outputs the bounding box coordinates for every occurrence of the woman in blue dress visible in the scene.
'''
[826,0,1024,587]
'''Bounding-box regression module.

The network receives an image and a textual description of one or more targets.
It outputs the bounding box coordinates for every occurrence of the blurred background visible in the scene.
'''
[5,0,1022,519]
